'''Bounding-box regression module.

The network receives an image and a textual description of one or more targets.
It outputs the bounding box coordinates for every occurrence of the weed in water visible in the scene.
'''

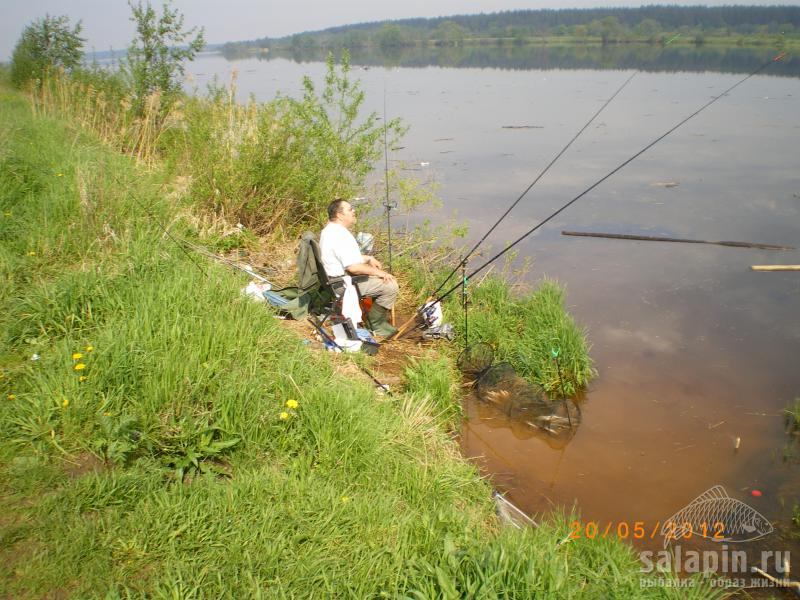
[785,397,800,431]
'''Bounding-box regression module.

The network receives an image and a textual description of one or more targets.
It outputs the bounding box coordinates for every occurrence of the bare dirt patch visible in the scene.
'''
[279,313,443,390]
[63,452,106,479]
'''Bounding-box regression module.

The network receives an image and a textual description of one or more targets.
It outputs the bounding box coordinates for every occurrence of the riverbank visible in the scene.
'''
[0,67,725,596]
[246,35,800,56]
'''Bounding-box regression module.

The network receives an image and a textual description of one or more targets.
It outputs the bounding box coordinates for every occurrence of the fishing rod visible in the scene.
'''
[428,35,685,302]
[390,68,638,342]
[116,170,290,288]
[428,70,638,301]
[427,51,788,308]
[383,86,396,326]
[383,87,394,274]
[178,236,281,284]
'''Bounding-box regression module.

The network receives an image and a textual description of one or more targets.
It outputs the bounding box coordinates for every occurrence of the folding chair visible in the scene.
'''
[301,232,369,327]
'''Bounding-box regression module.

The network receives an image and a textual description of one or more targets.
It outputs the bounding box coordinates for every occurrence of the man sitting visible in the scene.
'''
[320,199,398,338]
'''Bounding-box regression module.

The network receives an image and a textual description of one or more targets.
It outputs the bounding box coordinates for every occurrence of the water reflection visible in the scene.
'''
[222,43,800,77]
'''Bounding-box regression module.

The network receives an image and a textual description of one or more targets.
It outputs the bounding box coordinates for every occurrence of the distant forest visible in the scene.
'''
[222,5,800,57]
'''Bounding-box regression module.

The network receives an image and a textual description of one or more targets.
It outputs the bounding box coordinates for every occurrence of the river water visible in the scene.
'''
[185,45,800,558]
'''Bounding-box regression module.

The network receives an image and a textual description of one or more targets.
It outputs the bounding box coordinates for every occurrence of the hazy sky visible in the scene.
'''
[2,0,797,61]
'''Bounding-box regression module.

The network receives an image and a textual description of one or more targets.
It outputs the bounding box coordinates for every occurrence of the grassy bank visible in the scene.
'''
[0,74,726,597]
[25,52,595,399]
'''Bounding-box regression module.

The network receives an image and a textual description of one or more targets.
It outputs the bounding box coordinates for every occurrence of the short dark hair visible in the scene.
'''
[327,198,348,221]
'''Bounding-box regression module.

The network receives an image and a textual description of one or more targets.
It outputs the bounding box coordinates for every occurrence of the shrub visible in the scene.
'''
[183,51,405,232]
[10,15,84,88]
[124,0,204,117]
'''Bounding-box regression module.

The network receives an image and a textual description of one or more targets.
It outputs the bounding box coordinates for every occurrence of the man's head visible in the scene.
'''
[327,198,356,229]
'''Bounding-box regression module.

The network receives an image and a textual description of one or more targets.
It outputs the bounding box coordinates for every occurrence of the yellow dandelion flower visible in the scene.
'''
[27,251,36,256]
[57,173,63,177]
[279,411,290,421]
[72,352,83,360]
[85,345,94,353]
[74,363,86,371]
[286,399,299,409]
[7,394,15,401]
[62,398,69,408]
[79,375,88,382]
[103,412,111,417]
[341,496,350,503]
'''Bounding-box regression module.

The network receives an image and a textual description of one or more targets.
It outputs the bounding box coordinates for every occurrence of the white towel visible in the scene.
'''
[340,275,363,326]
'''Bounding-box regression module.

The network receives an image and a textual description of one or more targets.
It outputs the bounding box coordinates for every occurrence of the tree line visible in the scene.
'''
[222,5,800,56]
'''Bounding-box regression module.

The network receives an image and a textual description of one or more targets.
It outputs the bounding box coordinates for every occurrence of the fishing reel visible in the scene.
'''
[419,301,454,341]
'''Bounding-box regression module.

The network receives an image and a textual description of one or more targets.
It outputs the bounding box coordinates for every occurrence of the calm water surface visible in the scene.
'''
[186,50,800,552]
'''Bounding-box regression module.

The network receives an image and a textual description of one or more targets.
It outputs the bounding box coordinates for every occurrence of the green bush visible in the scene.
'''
[125,0,204,116]
[183,51,405,232]
[10,15,84,88]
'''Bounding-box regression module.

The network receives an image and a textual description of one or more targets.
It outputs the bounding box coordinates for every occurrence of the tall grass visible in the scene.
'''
[403,354,462,428]
[28,67,177,166]
[25,52,403,236]
[411,269,595,397]
[456,276,596,396]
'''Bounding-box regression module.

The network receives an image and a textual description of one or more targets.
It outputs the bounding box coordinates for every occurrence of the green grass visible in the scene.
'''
[393,248,595,398]
[403,353,462,428]
[0,79,725,598]
[443,275,595,397]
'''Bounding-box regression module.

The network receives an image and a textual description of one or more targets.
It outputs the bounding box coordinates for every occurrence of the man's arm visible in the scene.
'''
[361,255,383,270]
[346,261,396,283]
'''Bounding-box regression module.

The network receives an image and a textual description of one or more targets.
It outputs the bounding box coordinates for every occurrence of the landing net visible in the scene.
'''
[458,343,581,440]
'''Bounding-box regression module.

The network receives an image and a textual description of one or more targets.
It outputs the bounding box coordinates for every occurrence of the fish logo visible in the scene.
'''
[661,485,773,548]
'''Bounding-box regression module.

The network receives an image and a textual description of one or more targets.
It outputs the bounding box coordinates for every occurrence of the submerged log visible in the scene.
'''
[561,230,795,251]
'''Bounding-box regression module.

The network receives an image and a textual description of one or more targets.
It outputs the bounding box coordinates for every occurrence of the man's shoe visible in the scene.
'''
[367,303,397,339]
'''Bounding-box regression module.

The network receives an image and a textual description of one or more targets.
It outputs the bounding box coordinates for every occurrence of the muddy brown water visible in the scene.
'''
[186,48,800,571]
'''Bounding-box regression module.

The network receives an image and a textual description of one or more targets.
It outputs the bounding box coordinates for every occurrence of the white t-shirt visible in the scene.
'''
[319,222,363,278]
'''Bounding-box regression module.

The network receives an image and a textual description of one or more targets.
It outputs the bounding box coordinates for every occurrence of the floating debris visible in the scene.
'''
[751,264,800,271]
[501,125,544,130]
[650,181,680,188]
